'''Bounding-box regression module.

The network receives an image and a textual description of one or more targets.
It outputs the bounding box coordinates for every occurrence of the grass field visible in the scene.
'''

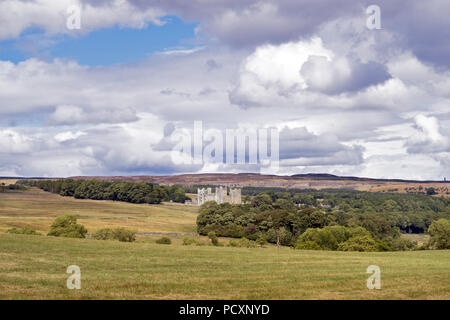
[0,188,449,299]
[0,233,449,299]
[0,188,198,234]
[0,179,18,186]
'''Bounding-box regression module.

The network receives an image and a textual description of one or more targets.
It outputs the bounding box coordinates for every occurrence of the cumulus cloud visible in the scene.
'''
[301,56,390,94]
[230,37,393,107]
[1,1,450,179]
[279,127,364,166]
[47,105,139,125]
[229,37,332,106]
[406,114,449,154]
[127,0,450,68]
[54,130,86,142]
[0,0,164,40]
[0,129,36,153]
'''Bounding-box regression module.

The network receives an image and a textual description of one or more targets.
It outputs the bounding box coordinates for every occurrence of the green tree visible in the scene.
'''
[338,234,378,252]
[47,215,87,238]
[113,227,136,242]
[428,219,450,249]
[295,228,338,250]
[256,234,267,247]
[208,231,219,246]
[93,228,115,240]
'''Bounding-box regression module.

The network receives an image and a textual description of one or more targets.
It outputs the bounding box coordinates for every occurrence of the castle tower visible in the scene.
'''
[197,186,241,206]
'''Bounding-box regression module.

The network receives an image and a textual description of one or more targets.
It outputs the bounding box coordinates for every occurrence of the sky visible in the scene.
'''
[0,0,449,180]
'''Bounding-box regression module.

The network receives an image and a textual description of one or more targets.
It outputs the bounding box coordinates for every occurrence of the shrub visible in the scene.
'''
[113,227,136,242]
[295,240,322,250]
[155,237,171,245]
[428,219,450,249]
[375,239,391,251]
[182,238,197,246]
[389,237,417,251]
[6,227,41,236]
[323,225,352,243]
[93,228,115,240]
[338,235,378,252]
[266,227,294,246]
[208,231,219,246]
[295,228,338,250]
[227,238,258,248]
[348,226,372,238]
[256,234,267,247]
[47,215,87,238]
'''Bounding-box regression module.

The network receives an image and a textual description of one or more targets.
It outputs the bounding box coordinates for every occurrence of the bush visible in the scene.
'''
[227,238,258,248]
[323,225,351,243]
[93,227,136,242]
[112,227,136,242]
[256,234,267,247]
[6,227,41,236]
[295,240,322,250]
[266,227,294,246]
[428,219,450,249]
[182,238,197,246]
[155,237,171,245]
[375,239,391,251]
[208,231,219,246]
[295,228,338,250]
[93,228,115,240]
[389,237,417,251]
[47,215,87,238]
[348,226,372,238]
[338,235,378,252]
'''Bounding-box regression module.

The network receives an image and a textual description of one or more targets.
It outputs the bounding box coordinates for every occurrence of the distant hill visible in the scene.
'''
[3,173,448,196]
[64,173,449,196]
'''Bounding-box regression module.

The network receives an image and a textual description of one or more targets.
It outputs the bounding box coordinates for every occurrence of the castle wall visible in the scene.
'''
[197,186,241,205]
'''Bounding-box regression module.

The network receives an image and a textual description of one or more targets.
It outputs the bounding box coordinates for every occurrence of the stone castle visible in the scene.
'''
[197,186,241,205]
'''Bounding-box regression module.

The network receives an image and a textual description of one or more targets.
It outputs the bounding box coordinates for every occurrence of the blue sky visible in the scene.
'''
[0,15,199,66]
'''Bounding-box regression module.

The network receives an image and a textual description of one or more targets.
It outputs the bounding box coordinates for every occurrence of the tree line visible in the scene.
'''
[196,190,450,251]
[17,179,190,204]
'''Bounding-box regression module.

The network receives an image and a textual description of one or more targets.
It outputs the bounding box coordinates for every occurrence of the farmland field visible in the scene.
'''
[0,233,449,299]
[0,179,18,186]
[0,188,198,234]
[0,188,449,300]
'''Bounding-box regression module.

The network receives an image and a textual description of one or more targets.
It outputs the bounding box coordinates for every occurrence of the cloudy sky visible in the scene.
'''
[0,0,449,179]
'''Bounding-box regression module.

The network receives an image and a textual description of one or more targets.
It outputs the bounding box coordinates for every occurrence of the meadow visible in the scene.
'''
[0,187,198,234]
[0,233,449,299]
[0,187,449,300]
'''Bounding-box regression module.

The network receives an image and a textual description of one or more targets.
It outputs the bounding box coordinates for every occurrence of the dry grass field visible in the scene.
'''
[0,179,18,186]
[0,187,449,300]
[0,188,198,234]
[0,233,449,300]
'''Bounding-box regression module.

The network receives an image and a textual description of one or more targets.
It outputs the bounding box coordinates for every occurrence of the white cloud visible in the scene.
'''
[0,7,450,179]
[0,129,36,153]
[406,114,449,153]
[0,0,164,40]
[47,105,139,125]
[54,130,86,142]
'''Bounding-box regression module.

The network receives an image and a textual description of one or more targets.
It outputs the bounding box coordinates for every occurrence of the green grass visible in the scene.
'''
[1,188,449,299]
[0,233,449,300]
[0,188,198,234]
